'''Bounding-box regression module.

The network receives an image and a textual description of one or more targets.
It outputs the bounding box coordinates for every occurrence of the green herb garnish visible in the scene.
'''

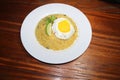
[45,15,56,36]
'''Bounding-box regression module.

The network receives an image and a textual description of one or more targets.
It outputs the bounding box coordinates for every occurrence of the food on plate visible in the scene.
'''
[46,15,56,36]
[52,18,75,39]
[35,14,78,50]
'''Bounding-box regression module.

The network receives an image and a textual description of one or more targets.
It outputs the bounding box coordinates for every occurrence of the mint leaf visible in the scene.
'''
[45,15,57,36]
[51,16,56,23]
[46,18,51,26]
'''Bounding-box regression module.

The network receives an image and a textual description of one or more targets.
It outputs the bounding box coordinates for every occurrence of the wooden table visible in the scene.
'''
[0,0,120,80]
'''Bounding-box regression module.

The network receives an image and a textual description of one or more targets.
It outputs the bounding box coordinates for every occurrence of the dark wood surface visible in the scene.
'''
[0,0,120,80]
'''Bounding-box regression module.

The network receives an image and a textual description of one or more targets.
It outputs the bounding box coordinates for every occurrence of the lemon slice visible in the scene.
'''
[46,23,52,36]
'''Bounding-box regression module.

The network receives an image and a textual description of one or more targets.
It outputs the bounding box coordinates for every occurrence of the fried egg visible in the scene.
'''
[52,18,75,39]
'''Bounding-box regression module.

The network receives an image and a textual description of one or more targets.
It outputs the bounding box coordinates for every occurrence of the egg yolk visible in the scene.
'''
[58,20,70,33]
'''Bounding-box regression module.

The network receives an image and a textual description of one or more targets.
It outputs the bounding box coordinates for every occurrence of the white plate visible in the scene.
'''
[20,3,92,64]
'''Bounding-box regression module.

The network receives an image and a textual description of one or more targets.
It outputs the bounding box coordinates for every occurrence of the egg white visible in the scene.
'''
[52,18,75,39]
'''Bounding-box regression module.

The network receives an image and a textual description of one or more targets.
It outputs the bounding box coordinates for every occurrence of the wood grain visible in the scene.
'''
[0,0,120,80]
